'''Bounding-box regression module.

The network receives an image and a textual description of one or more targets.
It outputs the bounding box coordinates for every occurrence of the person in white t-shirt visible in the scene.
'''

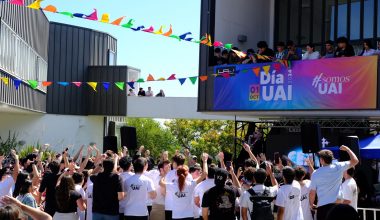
[150,160,171,220]
[341,168,358,210]
[275,167,303,220]
[0,150,19,198]
[119,156,134,217]
[295,166,314,220]
[146,87,154,97]
[161,153,209,220]
[193,164,216,219]
[73,172,86,220]
[85,179,93,220]
[124,157,157,220]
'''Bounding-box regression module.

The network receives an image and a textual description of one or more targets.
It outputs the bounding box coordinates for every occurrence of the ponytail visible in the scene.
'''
[177,166,188,192]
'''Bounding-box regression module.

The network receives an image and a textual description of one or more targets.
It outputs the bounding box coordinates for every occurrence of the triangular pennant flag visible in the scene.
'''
[167,74,176,80]
[189,77,198,85]
[27,0,42,9]
[142,26,154,33]
[162,25,173,36]
[102,82,110,91]
[85,9,98,21]
[169,35,181,41]
[224,44,232,50]
[147,74,155,81]
[121,19,135,28]
[179,32,192,40]
[153,25,164,35]
[42,81,52,87]
[221,73,230,78]
[14,79,22,90]
[242,69,248,73]
[10,0,24,6]
[184,38,193,42]
[43,5,57,13]
[158,77,166,81]
[28,80,38,89]
[136,78,145,83]
[87,82,97,91]
[58,82,69,86]
[111,16,125,26]
[213,41,223,47]
[178,78,186,85]
[1,77,9,85]
[100,13,110,23]
[72,82,82,87]
[60,12,74,18]
[273,63,281,71]
[200,34,209,44]
[127,82,135,89]
[115,82,125,91]
[73,13,86,18]
[131,26,145,31]
[206,34,212,46]
[199,76,208,82]
[288,60,292,69]
[263,66,270,75]
[253,67,261,77]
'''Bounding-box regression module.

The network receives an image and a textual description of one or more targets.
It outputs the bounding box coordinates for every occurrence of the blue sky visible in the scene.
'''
[42,0,201,97]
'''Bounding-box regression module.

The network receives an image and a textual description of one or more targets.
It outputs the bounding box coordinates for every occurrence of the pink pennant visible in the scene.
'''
[221,73,230,78]
[72,82,82,87]
[213,41,223,47]
[167,74,176,80]
[10,0,24,5]
[142,26,154,33]
[86,9,98,21]
[273,63,281,71]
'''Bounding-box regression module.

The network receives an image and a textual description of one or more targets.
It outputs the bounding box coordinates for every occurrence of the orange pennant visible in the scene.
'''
[163,25,173,36]
[111,16,125,25]
[43,5,57,13]
[253,67,261,77]
[147,74,155,81]
[42,81,52,87]
[199,76,208,82]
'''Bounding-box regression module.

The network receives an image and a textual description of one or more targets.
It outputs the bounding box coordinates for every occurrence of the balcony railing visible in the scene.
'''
[0,20,47,92]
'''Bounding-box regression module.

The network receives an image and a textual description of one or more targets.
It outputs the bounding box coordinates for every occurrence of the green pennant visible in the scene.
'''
[59,12,74,18]
[189,77,198,85]
[115,82,125,91]
[224,44,233,50]
[28,80,38,89]
[136,78,145,83]
[242,69,248,73]
[169,35,181,41]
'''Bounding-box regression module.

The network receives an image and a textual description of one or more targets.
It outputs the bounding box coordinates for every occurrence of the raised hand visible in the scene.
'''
[340,145,350,151]
[243,143,251,153]
[259,153,266,162]
[202,153,209,162]
[218,152,224,161]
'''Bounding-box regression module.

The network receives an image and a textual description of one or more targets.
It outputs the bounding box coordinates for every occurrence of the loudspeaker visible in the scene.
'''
[339,136,360,162]
[108,121,116,136]
[120,126,137,151]
[301,123,321,153]
[103,136,117,153]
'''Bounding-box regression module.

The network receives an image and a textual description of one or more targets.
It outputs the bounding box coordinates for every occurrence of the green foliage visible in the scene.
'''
[18,145,56,161]
[125,118,179,159]
[0,131,18,155]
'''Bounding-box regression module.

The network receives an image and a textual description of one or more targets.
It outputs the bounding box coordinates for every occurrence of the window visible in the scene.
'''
[337,0,348,38]
[301,0,311,44]
[350,1,361,40]
[289,0,300,43]
[364,0,374,39]
[277,0,288,42]
[108,50,116,66]
[313,1,323,43]
[325,0,335,41]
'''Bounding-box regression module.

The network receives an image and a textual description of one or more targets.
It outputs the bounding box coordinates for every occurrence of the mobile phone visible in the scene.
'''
[226,161,232,170]
[274,152,280,164]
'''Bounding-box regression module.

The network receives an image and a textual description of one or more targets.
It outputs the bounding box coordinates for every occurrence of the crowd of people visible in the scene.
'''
[0,137,362,220]
[128,87,165,97]
[213,37,380,65]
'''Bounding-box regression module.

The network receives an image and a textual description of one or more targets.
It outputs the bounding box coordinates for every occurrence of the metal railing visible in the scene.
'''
[358,208,380,220]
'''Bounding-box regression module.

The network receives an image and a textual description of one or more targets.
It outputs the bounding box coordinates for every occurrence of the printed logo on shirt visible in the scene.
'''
[300,194,308,201]
[288,195,295,200]
[130,184,142,190]
[87,193,93,199]
[175,191,188,198]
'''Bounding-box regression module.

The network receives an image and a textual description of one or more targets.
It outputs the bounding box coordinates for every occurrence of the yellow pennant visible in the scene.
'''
[100,13,110,23]
[87,82,97,92]
[263,66,271,75]
[1,77,9,85]
[27,0,43,9]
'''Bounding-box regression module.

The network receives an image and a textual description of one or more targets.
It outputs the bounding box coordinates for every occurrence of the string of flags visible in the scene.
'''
[0,61,292,91]
[5,0,270,60]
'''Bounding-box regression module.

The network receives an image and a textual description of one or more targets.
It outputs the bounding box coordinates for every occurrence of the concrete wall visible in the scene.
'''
[214,0,274,50]
[0,113,103,153]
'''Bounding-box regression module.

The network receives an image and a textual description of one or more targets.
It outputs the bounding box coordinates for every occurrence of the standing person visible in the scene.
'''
[119,156,134,219]
[150,160,171,220]
[335,37,355,57]
[341,168,358,210]
[359,39,376,56]
[194,165,216,219]
[322,40,335,58]
[286,40,302,60]
[295,166,314,220]
[90,158,124,220]
[39,160,60,217]
[309,146,359,220]
[16,180,37,220]
[275,167,303,220]
[156,90,165,97]
[85,178,94,220]
[123,157,157,220]
[275,42,288,60]
[0,150,19,198]
[202,168,237,220]
[144,150,155,171]
[221,50,229,64]
[54,175,86,220]
[302,43,320,60]
[138,88,146,97]
[72,173,86,220]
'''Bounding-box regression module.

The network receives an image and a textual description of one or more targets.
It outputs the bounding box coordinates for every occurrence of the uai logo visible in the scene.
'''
[312,73,351,95]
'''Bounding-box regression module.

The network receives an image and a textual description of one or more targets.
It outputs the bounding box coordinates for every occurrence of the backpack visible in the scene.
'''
[248,187,275,220]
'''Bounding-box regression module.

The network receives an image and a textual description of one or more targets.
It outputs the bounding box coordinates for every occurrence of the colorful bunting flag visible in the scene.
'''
[199,76,208,82]
[213,41,223,47]
[10,0,24,6]
[27,0,42,10]
[158,77,166,81]
[263,66,270,75]
[142,26,154,33]
[147,74,155,81]
[42,81,52,87]
[73,13,86,18]
[178,78,186,85]
[162,25,173,36]
[1,77,9,85]
[232,49,247,59]
[43,5,57,13]
[131,26,145,31]
[85,9,98,21]
[136,78,145,83]
[87,82,97,91]
[224,44,233,50]
[121,19,134,28]
[179,32,192,40]
[111,16,125,26]
[127,82,135,89]
[189,77,197,85]
[221,73,230,78]
[100,13,110,23]
[153,26,164,35]
[102,82,110,91]
[28,80,38,89]
[167,74,176,80]
[273,63,281,71]
[58,82,69,86]
[60,12,74,18]
[14,79,22,90]
[115,82,125,90]
[72,82,82,87]
[169,35,180,41]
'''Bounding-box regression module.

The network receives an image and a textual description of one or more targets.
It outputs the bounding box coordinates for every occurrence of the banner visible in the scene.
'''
[213,56,378,110]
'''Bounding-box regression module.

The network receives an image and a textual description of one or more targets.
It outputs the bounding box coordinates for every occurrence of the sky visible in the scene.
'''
[42,0,201,97]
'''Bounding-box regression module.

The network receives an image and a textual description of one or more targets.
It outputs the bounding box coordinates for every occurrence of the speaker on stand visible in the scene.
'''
[103,121,118,153]
[120,126,137,152]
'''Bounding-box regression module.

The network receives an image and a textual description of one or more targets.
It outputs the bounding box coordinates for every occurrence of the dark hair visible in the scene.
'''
[48,160,60,174]
[346,167,355,177]
[172,154,186,166]
[19,180,33,195]
[158,160,170,170]
[244,158,257,168]
[0,205,21,220]
[56,176,75,211]
[247,48,255,54]
[318,150,334,164]
[0,168,7,181]
[257,41,268,49]
[189,166,201,173]
[72,172,84,185]
[277,42,285,47]
[177,166,188,192]
[214,48,221,53]
[295,166,306,181]
[133,157,147,173]
[286,40,295,47]
[13,172,29,197]
[214,168,229,187]
[253,168,267,184]
[326,204,360,220]
[207,164,217,179]
[222,50,229,55]
[282,166,295,184]
[244,167,256,182]
[325,40,334,45]
[119,156,132,171]
[102,159,115,173]
[306,43,315,51]
[337,37,349,44]
[363,39,374,49]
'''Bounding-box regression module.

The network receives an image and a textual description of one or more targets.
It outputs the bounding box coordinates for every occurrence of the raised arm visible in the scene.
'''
[243,143,259,166]
[228,163,241,188]
[340,145,359,168]
[11,150,19,182]
[218,152,226,169]
[266,163,278,187]
[78,146,92,173]
[2,196,52,220]
[73,145,85,163]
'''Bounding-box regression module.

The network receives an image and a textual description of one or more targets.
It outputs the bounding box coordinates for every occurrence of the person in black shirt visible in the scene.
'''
[90,158,124,220]
[202,169,236,220]
[335,37,355,57]
[138,88,146,97]
[38,161,60,217]
[53,175,85,220]
[256,41,275,63]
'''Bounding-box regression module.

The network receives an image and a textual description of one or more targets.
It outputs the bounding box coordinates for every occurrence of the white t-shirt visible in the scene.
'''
[146,90,154,97]
[75,184,86,220]
[85,181,93,220]
[341,178,358,210]
[194,179,215,216]
[164,169,193,211]
[310,161,351,206]
[146,170,165,205]
[167,180,197,219]
[275,181,304,220]
[123,174,155,217]
[119,171,134,213]
[0,176,14,197]
[240,184,278,219]
[300,180,313,220]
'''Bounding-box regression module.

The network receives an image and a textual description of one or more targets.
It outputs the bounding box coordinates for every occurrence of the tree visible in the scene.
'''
[125,118,178,159]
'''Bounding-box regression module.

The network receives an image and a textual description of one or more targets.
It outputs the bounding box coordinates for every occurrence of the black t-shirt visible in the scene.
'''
[90,172,123,215]
[56,190,81,213]
[202,185,237,220]
[138,90,146,96]
[39,172,60,215]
